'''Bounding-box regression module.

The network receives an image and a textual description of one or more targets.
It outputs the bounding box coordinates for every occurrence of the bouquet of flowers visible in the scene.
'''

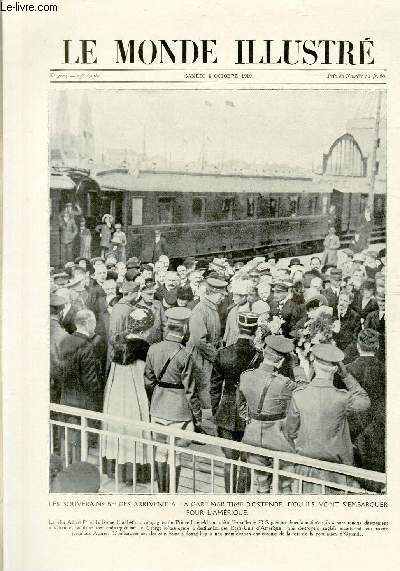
[297,307,335,356]
[254,313,285,352]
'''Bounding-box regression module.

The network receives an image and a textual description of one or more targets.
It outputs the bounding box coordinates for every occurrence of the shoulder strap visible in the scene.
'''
[158,346,183,383]
[256,373,275,414]
[247,352,259,370]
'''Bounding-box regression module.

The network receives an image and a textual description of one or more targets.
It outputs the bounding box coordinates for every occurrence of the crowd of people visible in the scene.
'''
[49,226,386,494]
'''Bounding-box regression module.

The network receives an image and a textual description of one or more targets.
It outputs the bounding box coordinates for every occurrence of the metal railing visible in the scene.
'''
[50,403,386,495]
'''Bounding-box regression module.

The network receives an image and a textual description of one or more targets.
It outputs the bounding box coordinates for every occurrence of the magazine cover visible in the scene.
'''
[3,1,400,570]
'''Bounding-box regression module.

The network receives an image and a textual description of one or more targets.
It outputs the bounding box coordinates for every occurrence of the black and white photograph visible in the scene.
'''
[48,89,386,495]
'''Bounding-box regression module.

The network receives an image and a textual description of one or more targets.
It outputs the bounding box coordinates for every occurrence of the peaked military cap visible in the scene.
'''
[165,306,191,322]
[50,293,67,307]
[311,343,344,364]
[265,335,294,355]
[206,277,228,289]
[238,312,259,328]
[366,250,378,259]
[120,280,140,293]
[53,273,70,286]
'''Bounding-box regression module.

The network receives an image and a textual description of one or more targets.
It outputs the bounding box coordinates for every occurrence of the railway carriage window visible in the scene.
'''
[269,198,277,217]
[289,197,298,217]
[247,197,255,217]
[221,197,234,220]
[307,197,315,214]
[313,196,319,213]
[375,161,380,175]
[131,198,143,225]
[278,198,288,217]
[158,197,174,224]
[322,195,329,214]
[258,195,268,217]
[192,197,204,221]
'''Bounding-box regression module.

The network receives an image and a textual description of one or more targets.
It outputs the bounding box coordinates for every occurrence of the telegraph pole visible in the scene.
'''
[368,91,383,214]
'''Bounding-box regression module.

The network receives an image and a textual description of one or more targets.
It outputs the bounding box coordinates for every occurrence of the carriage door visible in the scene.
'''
[330,189,344,235]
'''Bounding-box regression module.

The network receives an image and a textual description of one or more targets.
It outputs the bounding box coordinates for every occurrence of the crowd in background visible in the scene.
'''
[49,215,386,494]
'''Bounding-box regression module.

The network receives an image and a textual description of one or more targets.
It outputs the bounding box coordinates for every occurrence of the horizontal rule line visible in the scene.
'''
[50,67,388,72]
[50,81,387,85]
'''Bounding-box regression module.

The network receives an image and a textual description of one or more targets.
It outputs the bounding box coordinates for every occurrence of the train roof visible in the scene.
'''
[314,174,386,195]
[50,172,76,190]
[94,168,327,195]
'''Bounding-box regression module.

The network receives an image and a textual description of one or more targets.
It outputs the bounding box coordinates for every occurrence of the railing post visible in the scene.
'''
[50,424,54,454]
[81,416,88,461]
[132,442,137,493]
[64,428,69,467]
[271,456,279,494]
[169,436,176,494]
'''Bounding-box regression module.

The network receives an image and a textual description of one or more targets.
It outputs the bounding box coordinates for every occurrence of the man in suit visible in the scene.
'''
[351,278,379,321]
[334,291,361,350]
[50,293,71,404]
[151,228,168,263]
[364,290,385,361]
[323,268,342,310]
[59,202,81,265]
[57,287,84,335]
[59,309,102,463]
[187,277,227,409]
[155,270,179,308]
[210,312,258,492]
[345,328,385,477]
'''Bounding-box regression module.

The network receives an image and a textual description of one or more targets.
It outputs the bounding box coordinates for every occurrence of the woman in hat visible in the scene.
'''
[101,306,155,486]
[95,214,114,259]
[321,226,340,270]
[79,218,92,260]
[111,223,127,263]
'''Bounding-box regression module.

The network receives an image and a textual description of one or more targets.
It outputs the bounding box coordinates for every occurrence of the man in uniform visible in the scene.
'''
[285,344,370,493]
[238,335,299,493]
[145,307,202,493]
[211,312,258,492]
[50,293,70,404]
[187,277,227,409]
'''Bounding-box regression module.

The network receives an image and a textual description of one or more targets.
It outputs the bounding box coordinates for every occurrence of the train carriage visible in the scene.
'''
[50,162,385,269]
[93,168,332,263]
